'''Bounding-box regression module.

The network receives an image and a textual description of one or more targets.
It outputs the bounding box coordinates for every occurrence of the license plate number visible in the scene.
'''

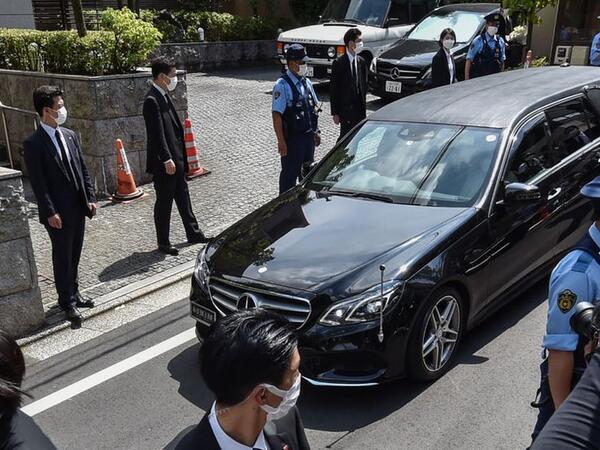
[306,66,314,77]
[191,303,216,326]
[386,81,402,93]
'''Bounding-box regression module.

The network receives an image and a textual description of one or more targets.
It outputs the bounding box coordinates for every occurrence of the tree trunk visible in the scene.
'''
[116,0,123,7]
[71,0,87,37]
[127,0,139,13]
[526,15,534,54]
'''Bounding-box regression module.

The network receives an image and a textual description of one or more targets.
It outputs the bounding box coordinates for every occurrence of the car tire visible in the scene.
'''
[406,287,465,382]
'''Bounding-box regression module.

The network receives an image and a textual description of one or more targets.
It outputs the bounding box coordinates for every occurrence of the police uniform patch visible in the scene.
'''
[274,90,281,100]
[558,289,577,313]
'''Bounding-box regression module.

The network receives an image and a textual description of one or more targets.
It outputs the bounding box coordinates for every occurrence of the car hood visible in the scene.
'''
[378,39,467,67]
[208,189,475,295]
[278,23,403,45]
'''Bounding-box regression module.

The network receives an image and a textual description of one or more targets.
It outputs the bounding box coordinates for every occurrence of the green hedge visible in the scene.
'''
[0,8,161,75]
[140,10,286,43]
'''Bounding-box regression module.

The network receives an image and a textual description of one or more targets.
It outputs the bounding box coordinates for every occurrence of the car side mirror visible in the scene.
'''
[386,18,402,27]
[503,182,541,204]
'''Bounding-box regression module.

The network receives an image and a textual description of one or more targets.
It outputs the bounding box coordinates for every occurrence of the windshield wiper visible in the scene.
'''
[328,189,395,203]
[343,18,367,25]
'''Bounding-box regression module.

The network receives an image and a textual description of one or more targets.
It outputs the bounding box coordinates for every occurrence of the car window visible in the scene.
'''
[388,0,436,24]
[505,118,552,184]
[321,0,391,27]
[546,98,598,158]
[408,10,484,43]
[308,121,501,207]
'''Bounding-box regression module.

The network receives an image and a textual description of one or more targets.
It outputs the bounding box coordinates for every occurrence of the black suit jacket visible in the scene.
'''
[143,86,186,176]
[174,407,311,450]
[431,48,457,88]
[23,126,95,226]
[330,53,367,123]
[0,409,57,449]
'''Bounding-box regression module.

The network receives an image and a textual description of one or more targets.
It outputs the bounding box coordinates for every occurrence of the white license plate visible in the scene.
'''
[191,302,216,326]
[306,66,314,77]
[386,81,402,93]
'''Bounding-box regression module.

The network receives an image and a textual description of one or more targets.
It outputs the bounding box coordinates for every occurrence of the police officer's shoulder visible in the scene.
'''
[272,78,288,99]
[555,249,594,275]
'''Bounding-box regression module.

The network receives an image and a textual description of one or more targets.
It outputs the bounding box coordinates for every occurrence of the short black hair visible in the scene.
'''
[33,85,63,117]
[592,199,600,221]
[200,309,298,407]
[344,28,362,47]
[439,28,456,47]
[151,57,176,79]
[0,330,27,413]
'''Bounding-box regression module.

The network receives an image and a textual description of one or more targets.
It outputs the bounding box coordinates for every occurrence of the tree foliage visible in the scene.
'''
[502,0,558,25]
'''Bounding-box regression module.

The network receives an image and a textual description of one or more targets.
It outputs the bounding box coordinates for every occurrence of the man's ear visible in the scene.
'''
[252,386,268,406]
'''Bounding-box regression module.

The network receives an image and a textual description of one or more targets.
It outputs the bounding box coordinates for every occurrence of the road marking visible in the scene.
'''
[22,327,196,417]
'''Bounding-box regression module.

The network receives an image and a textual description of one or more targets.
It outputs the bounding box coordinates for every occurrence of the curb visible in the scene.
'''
[18,260,195,347]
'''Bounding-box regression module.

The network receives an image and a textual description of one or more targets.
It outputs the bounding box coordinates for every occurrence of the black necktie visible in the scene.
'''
[55,130,79,190]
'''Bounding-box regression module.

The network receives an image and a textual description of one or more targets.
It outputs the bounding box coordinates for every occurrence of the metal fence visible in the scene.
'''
[0,102,39,170]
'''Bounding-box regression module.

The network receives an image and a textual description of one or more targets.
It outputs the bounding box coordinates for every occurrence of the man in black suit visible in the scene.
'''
[143,58,208,256]
[24,86,97,326]
[330,28,368,141]
[175,309,310,450]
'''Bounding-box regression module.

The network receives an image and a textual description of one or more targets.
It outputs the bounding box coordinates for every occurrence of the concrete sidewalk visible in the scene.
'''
[25,66,372,326]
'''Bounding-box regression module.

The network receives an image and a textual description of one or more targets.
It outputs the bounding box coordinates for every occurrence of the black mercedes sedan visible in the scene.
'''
[369,3,509,100]
[191,67,600,386]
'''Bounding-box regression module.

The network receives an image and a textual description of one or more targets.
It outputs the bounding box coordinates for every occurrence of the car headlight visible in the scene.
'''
[327,46,336,58]
[194,246,210,289]
[370,57,377,72]
[421,67,432,80]
[319,282,404,326]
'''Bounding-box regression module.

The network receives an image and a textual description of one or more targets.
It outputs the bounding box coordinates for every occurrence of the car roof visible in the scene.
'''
[370,66,600,129]
[432,3,500,14]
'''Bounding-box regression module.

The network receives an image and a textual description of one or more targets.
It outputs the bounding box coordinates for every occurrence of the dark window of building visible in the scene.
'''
[556,0,600,45]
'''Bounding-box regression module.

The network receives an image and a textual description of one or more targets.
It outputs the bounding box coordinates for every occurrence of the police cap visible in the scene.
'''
[484,13,502,24]
[581,176,600,198]
[286,44,309,62]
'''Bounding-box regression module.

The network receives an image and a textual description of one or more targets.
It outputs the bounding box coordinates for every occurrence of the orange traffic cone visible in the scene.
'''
[184,118,211,179]
[112,139,144,202]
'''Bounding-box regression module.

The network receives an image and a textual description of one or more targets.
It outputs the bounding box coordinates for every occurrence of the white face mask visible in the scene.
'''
[443,39,455,50]
[166,75,178,91]
[260,374,301,421]
[297,64,309,77]
[354,41,364,53]
[487,26,498,37]
[51,106,67,125]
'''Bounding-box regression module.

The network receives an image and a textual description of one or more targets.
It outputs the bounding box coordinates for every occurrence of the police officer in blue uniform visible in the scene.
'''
[272,44,321,194]
[530,176,600,444]
[465,13,506,80]
[590,17,600,66]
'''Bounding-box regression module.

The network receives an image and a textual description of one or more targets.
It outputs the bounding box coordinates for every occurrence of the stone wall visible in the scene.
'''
[152,40,277,72]
[0,168,44,337]
[0,69,188,196]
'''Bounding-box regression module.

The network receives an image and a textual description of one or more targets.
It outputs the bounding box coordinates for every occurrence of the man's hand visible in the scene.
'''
[333,115,341,125]
[315,133,321,147]
[48,214,63,229]
[164,159,176,175]
[89,203,98,217]
[278,140,288,157]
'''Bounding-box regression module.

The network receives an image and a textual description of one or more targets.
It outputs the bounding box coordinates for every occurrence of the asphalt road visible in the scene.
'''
[22,276,549,450]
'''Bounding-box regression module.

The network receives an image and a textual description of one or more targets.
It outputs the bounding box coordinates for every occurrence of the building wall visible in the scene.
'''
[0,0,35,28]
[530,4,558,60]
[228,0,293,19]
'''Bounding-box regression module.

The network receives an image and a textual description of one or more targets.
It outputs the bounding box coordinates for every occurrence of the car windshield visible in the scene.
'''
[408,10,484,43]
[307,121,501,207]
[320,0,391,27]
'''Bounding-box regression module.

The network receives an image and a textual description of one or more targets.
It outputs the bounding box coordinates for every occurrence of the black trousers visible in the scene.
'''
[339,116,364,142]
[45,215,85,311]
[153,173,200,246]
[279,133,315,194]
[531,350,600,449]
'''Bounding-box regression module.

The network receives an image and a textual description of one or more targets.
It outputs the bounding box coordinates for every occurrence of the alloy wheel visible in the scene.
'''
[421,295,461,373]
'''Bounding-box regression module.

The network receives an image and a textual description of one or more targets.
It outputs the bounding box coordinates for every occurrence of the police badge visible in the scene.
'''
[558,289,577,313]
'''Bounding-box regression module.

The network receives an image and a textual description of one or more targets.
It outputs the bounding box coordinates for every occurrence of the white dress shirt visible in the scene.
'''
[208,403,270,450]
[445,49,455,84]
[40,122,73,163]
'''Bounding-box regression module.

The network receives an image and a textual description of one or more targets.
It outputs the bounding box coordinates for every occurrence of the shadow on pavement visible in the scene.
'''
[98,250,166,282]
[164,278,548,436]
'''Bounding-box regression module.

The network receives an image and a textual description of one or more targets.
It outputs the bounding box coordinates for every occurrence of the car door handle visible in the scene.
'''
[548,187,562,201]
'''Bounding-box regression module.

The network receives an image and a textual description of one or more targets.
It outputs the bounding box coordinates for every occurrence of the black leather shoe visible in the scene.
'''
[158,245,179,256]
[187,233,210,244]
[65,306,83,325]
[74,293,95,308]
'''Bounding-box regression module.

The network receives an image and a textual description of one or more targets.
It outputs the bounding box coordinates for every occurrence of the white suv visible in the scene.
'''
[277,0,437,79]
